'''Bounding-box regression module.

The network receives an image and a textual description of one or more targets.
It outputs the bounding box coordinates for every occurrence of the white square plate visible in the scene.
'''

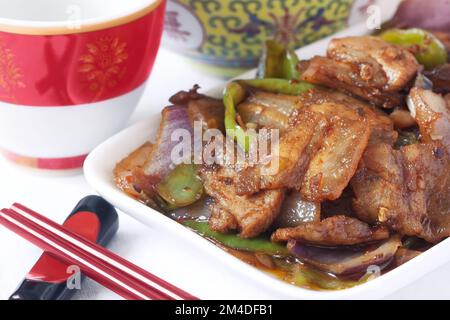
[84,23,450,299]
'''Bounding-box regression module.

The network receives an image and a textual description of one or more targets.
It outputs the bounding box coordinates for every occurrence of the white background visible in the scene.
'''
[0,47,449,300]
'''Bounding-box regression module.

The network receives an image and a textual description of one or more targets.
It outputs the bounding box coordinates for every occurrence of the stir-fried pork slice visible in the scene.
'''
[187,97,225,131]
[300,57,404,109]
[208,202,238,234]
[408,86,450,152]
[297,88,397,145]
[258,109,328,191]
[300,103,371,202]
[231,109,327,195]
[237,90,302,133]
[352,143,407,224]
[271,215,389,246]
[262,103,370,202]
[351,142,450,243]
[234,101,371,202]
[300,36,420,108]
[328,36,420,91]
[238,101,289,132]
[201,166,285,238]
[424,165,450,241]
[246,90,301,115]
[234,108,326,194]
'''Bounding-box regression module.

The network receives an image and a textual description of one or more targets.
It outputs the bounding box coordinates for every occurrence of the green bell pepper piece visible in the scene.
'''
[183,220,289,256]
[239,78,315,96]
[156,164,203,208]
[223,81,251,152]
[380,28,448,69]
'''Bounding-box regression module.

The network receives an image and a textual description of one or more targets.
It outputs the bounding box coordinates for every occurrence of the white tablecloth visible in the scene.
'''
[0,48,449,300]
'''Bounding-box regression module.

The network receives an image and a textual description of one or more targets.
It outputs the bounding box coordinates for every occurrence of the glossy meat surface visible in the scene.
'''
[408,87,450,153]
[272,215,390,246]
[237,90,302,133]
[201,165,285,238]
[300,36,420,108]
[235,99,371,203]
[297,88,397,145]
[259,108,328,193]
[299,103,370,202]
[352,142,450,243]
[328,36,419,91]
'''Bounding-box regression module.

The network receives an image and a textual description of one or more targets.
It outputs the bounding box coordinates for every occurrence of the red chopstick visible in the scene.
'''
[0,204,197,300]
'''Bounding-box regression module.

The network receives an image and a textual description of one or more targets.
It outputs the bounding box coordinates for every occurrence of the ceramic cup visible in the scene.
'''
[0,0,166,171]
[162,0,378,77]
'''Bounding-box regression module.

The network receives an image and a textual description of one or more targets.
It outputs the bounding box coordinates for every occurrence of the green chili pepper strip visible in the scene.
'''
[223,82,250,152]
[156,164,203,208]
[257,40,286,79]
[282,49,301,80]
[258,40,301,80]
[380,28,448,69]
[183,220,289,256]
[239,78,315,96]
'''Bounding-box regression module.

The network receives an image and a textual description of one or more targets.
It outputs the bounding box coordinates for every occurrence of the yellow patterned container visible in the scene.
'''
[163,0,372,77]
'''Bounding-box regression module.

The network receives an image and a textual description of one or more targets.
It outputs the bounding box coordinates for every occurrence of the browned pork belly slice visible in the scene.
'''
[258,108,328,192]
[237,90,303,133]
[271,215,389,246]
[328,36,420,91]
[300,56,404,109]
[229,108,328,196]
[187,96,225,131]
[408,86,450,153]
[201,166,285,238]
[351,142,450,243]
[297,87,397,145]
[299,103,371,202]
[300,36,420,108]
[208,202,238,234]
[235,102,371,203]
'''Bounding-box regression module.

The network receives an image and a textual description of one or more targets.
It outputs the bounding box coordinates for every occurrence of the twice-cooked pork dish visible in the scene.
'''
[115,10,450,290]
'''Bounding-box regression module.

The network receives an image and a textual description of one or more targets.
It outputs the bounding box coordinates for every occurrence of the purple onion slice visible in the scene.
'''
[288,235,402,276]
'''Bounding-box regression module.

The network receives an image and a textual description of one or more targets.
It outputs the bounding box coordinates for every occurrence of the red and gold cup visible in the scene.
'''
[0,0,166,171]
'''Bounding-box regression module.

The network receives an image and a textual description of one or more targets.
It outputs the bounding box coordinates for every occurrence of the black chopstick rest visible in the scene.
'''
[9,195,119,300]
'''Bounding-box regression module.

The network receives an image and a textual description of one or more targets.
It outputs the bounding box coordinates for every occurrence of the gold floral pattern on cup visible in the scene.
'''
[79,37,129,101]
[0,40,25,102]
